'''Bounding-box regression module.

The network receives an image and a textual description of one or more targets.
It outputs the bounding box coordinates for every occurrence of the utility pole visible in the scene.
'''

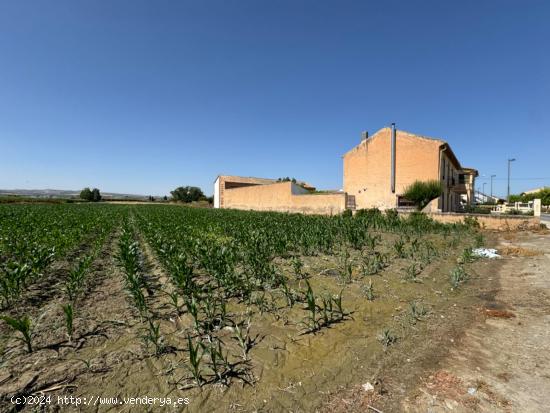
[490,174,496,201]
[507,158,516,202]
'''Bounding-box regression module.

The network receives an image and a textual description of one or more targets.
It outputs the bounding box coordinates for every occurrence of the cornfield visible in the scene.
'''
[0,203,483,411]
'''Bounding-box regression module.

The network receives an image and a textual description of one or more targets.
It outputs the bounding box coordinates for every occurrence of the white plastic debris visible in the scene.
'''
[472,248,501,259]
[362,382,374,392]
[467,387,477,395]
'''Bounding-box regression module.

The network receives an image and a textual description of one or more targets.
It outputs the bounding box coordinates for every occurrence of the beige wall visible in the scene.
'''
[343,128,441,210]
[216,175,276,209]
[401,211,541,231]
[223,181,346,215]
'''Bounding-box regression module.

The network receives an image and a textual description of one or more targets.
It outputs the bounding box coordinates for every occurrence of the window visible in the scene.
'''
[397,196,415,208]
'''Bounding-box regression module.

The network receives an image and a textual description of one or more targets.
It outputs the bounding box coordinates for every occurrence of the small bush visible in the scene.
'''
[402,180,443,211]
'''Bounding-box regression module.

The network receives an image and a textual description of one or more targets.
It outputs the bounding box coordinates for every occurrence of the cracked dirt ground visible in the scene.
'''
[404,231,550,412]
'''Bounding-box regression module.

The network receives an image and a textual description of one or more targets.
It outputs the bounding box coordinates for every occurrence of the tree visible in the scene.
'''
[91,188,101,202]
[402,180,443,211]
[80,187,101,202]
[510,188,550,206]
[170,186,205,203]
[80,187,92,201]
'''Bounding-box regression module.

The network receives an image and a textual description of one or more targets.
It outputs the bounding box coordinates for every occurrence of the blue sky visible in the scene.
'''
[1,1,549,197]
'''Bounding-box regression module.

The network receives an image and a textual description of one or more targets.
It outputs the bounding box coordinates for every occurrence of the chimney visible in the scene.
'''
[361,131,369,142]
[391,123,396,193]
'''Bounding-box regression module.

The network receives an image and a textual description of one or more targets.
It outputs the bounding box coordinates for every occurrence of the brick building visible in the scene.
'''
[214,125,477,214]
[343,125,477,212]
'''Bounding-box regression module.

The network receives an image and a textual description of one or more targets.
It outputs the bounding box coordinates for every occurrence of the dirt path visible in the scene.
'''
[404,231,550,412]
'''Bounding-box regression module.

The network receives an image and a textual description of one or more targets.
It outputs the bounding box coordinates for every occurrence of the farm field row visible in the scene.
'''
[0,204,490,412]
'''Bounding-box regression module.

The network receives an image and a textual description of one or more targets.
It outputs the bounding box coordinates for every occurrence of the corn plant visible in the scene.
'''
[205,339,231,385]
[363,279,375,301]
[320,294,333,326]
[185,296,200,332]
[167,290,182,315]
[1,315,33,353]
[200,292,228,332]
[404,262,422,282]
[302,280,319,332]
[364,233,381,251]
[232,317,254,361]
[65,255,93,302]
[393,237,406,258]
[251,291,272,315]
[61,303,74,341]
[331,290,345,321]
[280,280,297,307]
[409,301,427,324]
[419,241,438,265]
[408,237,422,258]
[474,233,484,248]
[460,247,476,264]
[291,255,306,280]
[186,334,204,387]
[0,261,32,307]
[378,328,397,350]
[116,227,148,317]
[337,246,353,284]
[450,265,468,288]
[143,319,165,356]
[361,251,387,276]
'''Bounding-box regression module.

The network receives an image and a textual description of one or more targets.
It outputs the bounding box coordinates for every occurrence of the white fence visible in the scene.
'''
[492,200,541,216]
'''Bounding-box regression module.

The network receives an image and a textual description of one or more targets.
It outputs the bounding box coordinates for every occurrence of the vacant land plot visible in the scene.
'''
[0,204,492,412]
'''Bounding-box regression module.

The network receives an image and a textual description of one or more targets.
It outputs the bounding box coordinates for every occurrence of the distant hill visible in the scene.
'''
[0,188,151,200]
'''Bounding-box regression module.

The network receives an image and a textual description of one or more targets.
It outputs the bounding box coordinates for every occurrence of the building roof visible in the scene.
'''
[522,186,549,195]
[461,167,479,177]
[215,175,316,190]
